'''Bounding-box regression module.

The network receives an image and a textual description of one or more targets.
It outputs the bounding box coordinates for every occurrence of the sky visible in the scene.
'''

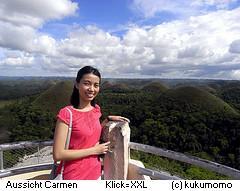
[0,0,240,79]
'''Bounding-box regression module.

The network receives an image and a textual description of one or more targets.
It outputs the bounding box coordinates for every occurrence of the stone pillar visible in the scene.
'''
[101,121,130,180]
[127,159,151,180]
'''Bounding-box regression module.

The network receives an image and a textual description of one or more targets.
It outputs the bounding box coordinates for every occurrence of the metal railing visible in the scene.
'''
[129,142,240,179]
[0,140,240,179]
[0,163,52,178]
[0,140,53,175]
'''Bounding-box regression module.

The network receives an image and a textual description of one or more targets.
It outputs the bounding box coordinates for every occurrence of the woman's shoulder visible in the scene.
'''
[59,105,72,112]
[94,104,101,110]
[57,105,73,116]
[57,105,72,125]
[93,104,101,115]
[61,105,101,113]
[59,104,100,114]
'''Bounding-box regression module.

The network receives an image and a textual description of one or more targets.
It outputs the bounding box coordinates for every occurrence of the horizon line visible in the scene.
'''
[0,76,239,81]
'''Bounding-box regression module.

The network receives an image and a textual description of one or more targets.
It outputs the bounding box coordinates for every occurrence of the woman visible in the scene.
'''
[53,66,129,180]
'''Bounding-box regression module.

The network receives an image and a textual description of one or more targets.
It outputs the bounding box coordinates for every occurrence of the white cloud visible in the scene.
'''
[60,26,121,58]
[0,51,34,67]
[33,35,57,55]
[32,25,156,76]
[131,0,237,18]
[0,21,57,55]
[229,39,240,53]
[230,69,240,79]
[115,7,240,78]
[0,0,77,51]
[0,22,36,51]
[0,0,240,79]
[0,0,78,28]
[191,0,237,9]
[51,5,240,78]
[0,0,77,68]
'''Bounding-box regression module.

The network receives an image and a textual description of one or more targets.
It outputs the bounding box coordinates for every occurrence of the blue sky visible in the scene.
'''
[0,0,240,79]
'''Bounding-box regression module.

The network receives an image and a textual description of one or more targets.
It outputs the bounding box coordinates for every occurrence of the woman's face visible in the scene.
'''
[76,73,100,103]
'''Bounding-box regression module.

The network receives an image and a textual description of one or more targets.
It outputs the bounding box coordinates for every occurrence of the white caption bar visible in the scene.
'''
[0,180,239,191]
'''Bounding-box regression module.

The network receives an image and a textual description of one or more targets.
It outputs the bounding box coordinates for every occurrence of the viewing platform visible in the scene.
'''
[0,121,240,180]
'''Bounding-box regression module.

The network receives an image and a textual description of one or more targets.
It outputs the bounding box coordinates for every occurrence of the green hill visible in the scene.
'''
[197,85,217,95]
[1,78,240,177]
[101,81,134,93]
[161,86,238,115]
[32,81,73,114]
[0,79,55,100]
[219,85,240,111]
[142,82,168,93]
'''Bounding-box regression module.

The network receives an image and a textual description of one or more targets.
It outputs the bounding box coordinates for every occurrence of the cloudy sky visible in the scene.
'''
[0,0,240,79]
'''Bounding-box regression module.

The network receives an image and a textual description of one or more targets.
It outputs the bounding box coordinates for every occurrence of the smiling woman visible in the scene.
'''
[52,65,129,180]
[77,74,100,104]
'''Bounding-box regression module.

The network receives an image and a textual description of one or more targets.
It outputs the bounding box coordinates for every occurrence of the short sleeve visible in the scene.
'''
[95,104,100,111]
[94,104,102,118]
[57,106,71,125]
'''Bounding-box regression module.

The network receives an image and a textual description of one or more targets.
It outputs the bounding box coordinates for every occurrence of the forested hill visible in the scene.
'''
[0,78,240,178]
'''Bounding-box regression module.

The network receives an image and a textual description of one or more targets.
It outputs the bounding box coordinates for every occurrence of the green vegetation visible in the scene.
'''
[0,78,54,100]
[163,86,237,114]
[130,150,228,179]
[142,82,169,93]
[0,78,240,179]
[32,80,73,113]
[0,100,15,108]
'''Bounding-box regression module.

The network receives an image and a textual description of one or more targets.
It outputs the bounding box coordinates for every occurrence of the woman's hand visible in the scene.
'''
[91,141,111,155]
[108,115,130,123]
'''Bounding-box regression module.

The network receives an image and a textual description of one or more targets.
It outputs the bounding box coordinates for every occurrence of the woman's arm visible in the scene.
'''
[53,119,110,161]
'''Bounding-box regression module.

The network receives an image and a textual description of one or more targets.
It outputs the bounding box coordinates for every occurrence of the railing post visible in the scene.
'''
[0,150,3,171]
[37,146,40,164]
[101,121,130,179]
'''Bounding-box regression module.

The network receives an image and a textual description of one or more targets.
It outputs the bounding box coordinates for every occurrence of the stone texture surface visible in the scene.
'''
[127,159,151,180]
[101,121,130,180]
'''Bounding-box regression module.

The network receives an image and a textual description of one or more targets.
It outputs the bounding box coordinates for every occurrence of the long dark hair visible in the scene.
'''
[70,66,101,108]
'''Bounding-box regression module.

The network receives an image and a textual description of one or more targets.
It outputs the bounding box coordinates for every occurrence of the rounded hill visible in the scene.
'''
[32,81,73,113]
[161,86,238,115]
[101,81,133,93]
[220,86,240,111]
[198,85,217,95]
[142,82,168,93]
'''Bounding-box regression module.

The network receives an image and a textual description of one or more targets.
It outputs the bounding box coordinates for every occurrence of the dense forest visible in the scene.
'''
[0,77,239,179]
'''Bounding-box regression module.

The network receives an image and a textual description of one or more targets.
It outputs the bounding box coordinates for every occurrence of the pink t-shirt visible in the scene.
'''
[56,104,102,180]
